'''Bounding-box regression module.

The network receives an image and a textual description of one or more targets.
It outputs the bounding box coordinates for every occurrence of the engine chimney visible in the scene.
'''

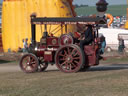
[30,14,36,45]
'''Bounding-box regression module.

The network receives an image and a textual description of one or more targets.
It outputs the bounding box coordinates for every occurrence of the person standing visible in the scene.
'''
[99,33,106,54]
[23,38,28,52]
[118,37,125,53]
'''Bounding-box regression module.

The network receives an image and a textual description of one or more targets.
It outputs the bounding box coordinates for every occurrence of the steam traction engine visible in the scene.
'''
[19,15,106,73]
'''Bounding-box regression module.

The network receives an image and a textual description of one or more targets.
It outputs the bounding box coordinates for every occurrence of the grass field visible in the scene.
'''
[75,4,127,16]
[0,57,128,96]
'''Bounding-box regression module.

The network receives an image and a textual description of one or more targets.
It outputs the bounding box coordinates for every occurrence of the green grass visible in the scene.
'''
[75,4,127,16]
[101,56,128,64]
[0,58,128,96]
[0,69,128,96]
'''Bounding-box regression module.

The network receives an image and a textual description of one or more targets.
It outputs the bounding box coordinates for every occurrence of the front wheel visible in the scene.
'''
[19,53,38,73]
[55,44,84,73]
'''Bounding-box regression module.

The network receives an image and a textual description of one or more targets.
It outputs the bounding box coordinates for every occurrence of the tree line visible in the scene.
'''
[74,4,88,8]
[0,4,1,12]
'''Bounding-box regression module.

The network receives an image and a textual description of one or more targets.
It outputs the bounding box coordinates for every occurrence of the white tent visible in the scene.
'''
[99,28,128,50]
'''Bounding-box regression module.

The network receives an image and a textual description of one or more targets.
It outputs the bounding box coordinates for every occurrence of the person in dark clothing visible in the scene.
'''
[99,33,106,54]
[80,25,93,50]
[118,37,125,53]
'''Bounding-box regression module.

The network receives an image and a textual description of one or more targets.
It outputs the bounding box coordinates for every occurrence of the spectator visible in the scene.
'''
[99,33,106,54]
[23,38,28,52]
[118,36,125,53]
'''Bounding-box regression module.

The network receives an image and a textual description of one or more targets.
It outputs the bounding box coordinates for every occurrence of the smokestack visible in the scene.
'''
[30,14,36,45]
[96,0,108,17]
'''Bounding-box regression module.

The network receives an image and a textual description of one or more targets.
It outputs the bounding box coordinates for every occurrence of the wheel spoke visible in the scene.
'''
[25,57,30,63]
[67,47,70,54]
[64,50,68,56]
[69,63,72,70]
[30,65,34,69]
[24,64,28,70]
[60,61,67,66]
[65,62,69,70]
[71,63,77,68]
[60,58,65,61]
[71,49,78,56]
[73,57,80,60]
[31,61,36,64]
[74,52,79,56]
[71,49,75,55]
[74,60,79,65]
[40,63,45,67]
[59,53,65,57]
[56,45,83,73]
[30,57,35,62]
[38,62,48,72]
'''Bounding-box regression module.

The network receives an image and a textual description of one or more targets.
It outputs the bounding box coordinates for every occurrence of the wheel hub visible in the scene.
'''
[67,57,71,61]
[66,56,72,63]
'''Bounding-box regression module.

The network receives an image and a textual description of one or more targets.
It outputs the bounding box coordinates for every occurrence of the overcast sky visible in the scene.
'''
[0,0,127,6]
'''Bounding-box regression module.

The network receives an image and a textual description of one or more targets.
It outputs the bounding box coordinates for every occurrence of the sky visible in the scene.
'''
[73,0,127,6]
[0,0,127,6]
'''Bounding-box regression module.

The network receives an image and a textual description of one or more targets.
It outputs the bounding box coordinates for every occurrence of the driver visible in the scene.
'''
[79,25,94,50]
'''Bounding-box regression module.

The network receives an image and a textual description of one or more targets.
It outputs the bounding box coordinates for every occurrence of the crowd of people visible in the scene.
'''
[109,16,126,28]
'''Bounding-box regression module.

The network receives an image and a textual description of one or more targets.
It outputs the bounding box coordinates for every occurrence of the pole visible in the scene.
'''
[31,14,36,45]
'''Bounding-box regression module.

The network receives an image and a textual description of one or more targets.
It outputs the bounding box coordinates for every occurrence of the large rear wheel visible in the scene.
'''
[55,44,84,73]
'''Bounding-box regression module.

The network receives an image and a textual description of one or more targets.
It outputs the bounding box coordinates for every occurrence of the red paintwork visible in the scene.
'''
[47,37,59,46]
[36,35,100,66]
[84,45,99,66]
[44,52,53,62]
[36,37,60,61]
[74,32,81,38]
[59,34,73,45]
[36,35,74,62]
[36,45,59,61]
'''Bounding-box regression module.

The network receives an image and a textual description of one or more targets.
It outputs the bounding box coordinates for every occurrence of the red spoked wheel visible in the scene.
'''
[55,44,84,73]
[19,53,38,73]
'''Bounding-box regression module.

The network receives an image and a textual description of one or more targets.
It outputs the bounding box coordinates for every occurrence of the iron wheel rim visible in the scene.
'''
[19,53,38,73]
[55,44,84,73]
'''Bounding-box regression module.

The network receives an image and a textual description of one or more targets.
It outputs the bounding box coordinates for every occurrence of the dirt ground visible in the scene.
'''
[0,52,58,73]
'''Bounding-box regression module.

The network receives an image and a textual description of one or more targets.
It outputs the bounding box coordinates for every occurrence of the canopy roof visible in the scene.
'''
[31,17,106,25]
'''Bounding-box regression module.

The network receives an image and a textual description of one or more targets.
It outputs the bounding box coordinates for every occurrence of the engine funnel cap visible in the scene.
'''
[96,0,108,5]
[96,0,108,12]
